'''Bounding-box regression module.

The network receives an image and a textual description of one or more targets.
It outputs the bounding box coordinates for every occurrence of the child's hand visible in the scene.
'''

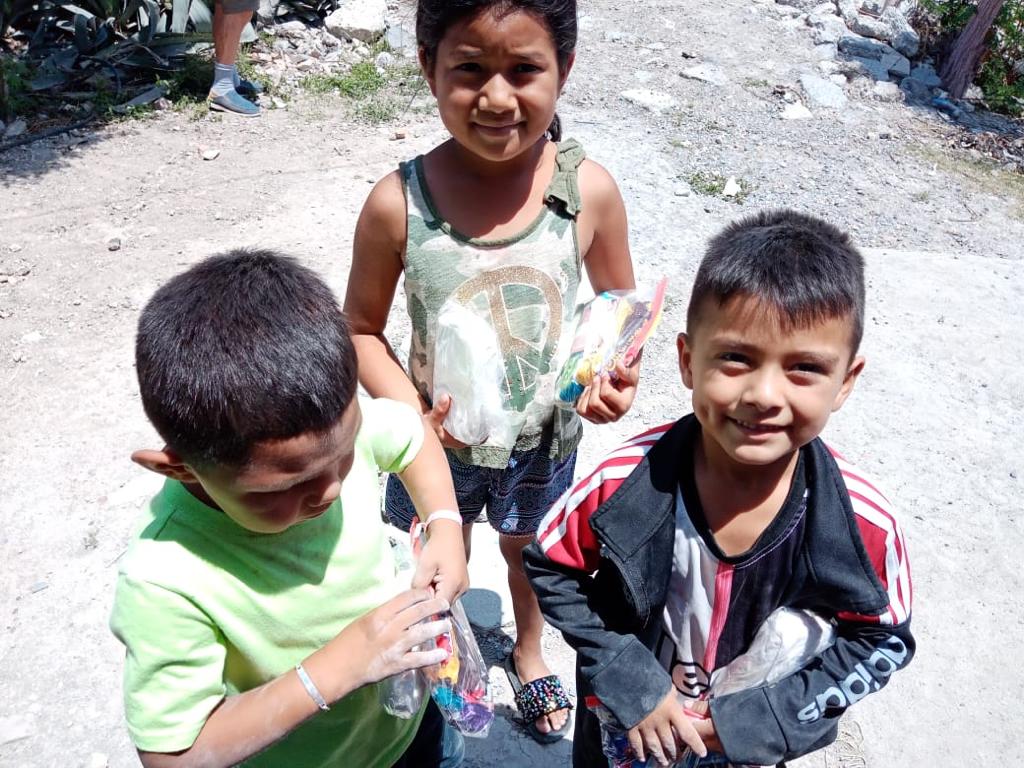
[338,589,453,689]
[684,700,724,754]
[411,520,470,605]
[576,359,641,425]
[424,393,469,449]
[626,689,707,767]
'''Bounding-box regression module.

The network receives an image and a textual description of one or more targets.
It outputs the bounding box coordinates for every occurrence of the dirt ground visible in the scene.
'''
[2,0,1023,766]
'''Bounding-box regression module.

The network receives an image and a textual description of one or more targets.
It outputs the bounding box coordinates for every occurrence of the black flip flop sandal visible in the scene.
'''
[503,653,574,744]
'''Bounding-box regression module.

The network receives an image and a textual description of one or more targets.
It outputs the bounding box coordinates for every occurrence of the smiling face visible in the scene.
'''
[422,7,571,163]
[679,295,864,474]
[186,400,363,534]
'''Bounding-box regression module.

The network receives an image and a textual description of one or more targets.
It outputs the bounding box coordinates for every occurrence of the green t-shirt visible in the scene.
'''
[110,397,426,767]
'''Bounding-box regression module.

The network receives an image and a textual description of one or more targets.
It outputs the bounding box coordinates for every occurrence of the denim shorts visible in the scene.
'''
[385,445,577,537]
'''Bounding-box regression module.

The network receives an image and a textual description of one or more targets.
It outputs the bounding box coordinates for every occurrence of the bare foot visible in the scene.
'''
[512,642,570,735]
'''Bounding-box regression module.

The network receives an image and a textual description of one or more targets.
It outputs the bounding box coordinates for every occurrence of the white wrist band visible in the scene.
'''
[423,509,463,528]
[295,663,330,712]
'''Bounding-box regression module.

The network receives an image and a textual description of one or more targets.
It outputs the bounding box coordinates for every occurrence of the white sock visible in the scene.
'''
[211,62,237,96]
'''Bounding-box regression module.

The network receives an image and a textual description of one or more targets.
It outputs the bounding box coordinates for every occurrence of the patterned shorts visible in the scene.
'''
[385,445,577,537]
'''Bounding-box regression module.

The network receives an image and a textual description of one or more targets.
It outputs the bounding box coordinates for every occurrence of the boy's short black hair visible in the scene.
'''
[136,249,358,468]
[687,209,866,354]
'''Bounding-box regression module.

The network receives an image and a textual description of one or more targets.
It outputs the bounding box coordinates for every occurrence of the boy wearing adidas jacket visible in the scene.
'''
[524,210,914,767]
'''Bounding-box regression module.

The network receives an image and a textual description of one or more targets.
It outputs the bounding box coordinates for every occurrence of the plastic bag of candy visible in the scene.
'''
[709,607,835,697]
[555,278,668,408]
[420,598,495,737]
[378,522,495,737]
[432,299,520,449]
[594,607,835,767]
[379,531,428,720]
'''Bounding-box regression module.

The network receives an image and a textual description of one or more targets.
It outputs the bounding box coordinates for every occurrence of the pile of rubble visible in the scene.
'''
[249,0,416,94]
[776,0,980,112]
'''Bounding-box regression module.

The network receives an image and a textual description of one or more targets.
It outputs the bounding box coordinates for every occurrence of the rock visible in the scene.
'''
[848,14,891,41]
[813,43,838,61]
[325,0,387,43]
[723,177,742,197]
[872,81,903,102]
[4,119,27,139]
[0,258,31,277]
[910,63,943,89]
[837,0,860,26]
[838,32,897,61]
[881,7,919,57]
[107,237,122,252]
[848,56,890,81]
[374,51,396,73]
[964,84,985,101]
[674,184,692,197]
[385,20,416,56]
[775,0,820,9]
[88,753,109,768]
[800,73,848,108]
[808,13,848,45]
[621,89,678,112]
[0,714,34,746]
[256,0,280,24]
[603,30,624,42]
[201,148,220,161]
[392,130,407,140]
[275,20,307,36]
[154,98,172,111]
[680,64,730,86]
[829,74,848,87]
[900,76,933,103]
[881,51,910,79]
[781,102,814,120]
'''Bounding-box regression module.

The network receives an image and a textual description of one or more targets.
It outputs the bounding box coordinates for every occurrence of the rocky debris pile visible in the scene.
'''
[248,21,368,92]
[246,0,413,96]
[943,129,1024,174]
[775,0,983,116]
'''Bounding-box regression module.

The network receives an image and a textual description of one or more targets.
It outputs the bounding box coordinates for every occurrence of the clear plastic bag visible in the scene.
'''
[420,598,495,737]
[379,531,428,719]
[379,524,495,737]
[592,607,835,767]
[709,608,835,697]
[432,299,519,448]
[555,279,668,408]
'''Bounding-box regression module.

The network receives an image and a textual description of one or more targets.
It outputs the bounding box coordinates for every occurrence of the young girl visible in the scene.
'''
[344,0,638,745]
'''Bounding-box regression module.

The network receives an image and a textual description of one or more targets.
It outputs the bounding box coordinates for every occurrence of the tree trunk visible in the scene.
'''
[939,0,1006,99]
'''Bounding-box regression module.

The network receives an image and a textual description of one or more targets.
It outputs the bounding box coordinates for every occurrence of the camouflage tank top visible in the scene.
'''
[401,140,585,469]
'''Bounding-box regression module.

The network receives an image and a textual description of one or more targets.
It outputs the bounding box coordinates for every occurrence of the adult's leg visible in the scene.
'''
[212,2,250,68]
[208,0,259,114]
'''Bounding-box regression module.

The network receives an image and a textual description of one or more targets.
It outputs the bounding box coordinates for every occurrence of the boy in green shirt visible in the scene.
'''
[110,250,469,768]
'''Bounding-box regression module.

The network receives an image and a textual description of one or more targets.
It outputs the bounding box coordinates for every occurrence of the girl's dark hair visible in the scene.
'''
[416,0,577,140]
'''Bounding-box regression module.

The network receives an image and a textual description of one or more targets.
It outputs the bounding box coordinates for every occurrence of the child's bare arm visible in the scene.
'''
[137,590,450,768]
[344,174,465,447]
[575,160,641,423]
[344,172,424,411]
[578,159,635,294]
[396,425,470,605]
